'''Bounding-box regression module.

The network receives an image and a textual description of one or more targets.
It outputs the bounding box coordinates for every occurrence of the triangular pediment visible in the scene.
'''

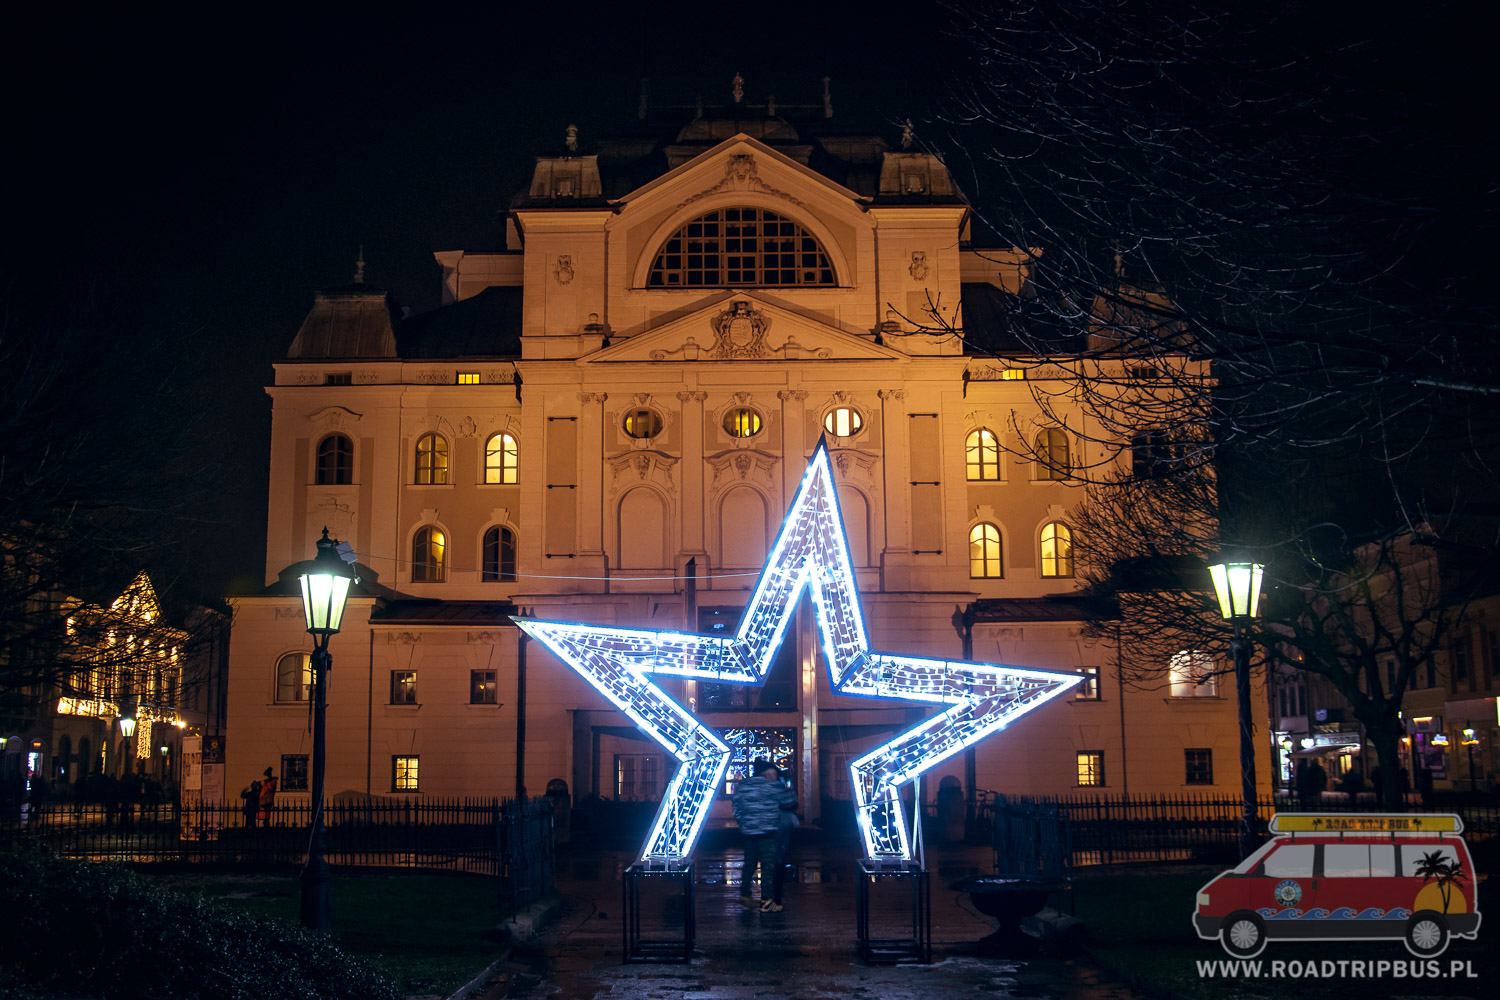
[585,292,904,364]
[617,134,867,210]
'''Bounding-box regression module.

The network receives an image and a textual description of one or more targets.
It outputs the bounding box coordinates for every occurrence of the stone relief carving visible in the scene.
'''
[706,449,779,498]
[457,416,477,438]
[554,254,575,285]
[607,451,678,496]
[467,631,506,644]
[355,371,379,384]
[273,606,303,620]
[295,374,320,384]
[677,390,708,404]
[649,336,703,361]
[877,388,906,401]
[827,448,881,493]
[483,370,516,384]
[908,250,929,280]
[310,494,355,539]
[414,371,450,385]
[677,153,806,210]
[709,301,770,359]
[578,392,608,405]
[386,632,423,644]
[776,389,808,402]
[308,406,363,430]
[631,392,654,407]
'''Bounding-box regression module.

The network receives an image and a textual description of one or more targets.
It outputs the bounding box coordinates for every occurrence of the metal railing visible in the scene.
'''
[1,796,554,916]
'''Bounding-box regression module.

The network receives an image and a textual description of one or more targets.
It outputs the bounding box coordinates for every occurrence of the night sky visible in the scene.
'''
[4,7,948,599]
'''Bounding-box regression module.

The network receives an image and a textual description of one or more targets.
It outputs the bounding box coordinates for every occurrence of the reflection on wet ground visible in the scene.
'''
[476,841,1133,1000]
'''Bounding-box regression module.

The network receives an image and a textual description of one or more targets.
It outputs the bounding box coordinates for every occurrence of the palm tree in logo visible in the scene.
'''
[1414,850,1467,914]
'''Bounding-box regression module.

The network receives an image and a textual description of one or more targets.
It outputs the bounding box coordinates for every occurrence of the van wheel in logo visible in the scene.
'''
[1404,911,1448,958]
[1220,911,1267,958]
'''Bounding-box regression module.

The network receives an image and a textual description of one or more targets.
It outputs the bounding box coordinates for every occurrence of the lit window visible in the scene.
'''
[482,525,517,582]
[1185,748,1214,785]
[456,372,480,385]
[718,727,797,796]
[723,408,762,438]
[470,670,497,705]
[615,754,664,801]
[968,523,1003,579]
[1000,369,1026,381]
[1040,522,1073,578]
[647,208,835,287]
[484,433,519,484]
[965,428,1000,481]
[275,653,311,703]
[392,755,419,792]
[1169,650,1218,697]
[1035,428,1070,480]
[281,754,309,791]
[824,407,863,438]
[315,434,353,485]
[414,433,448,485]
[1077,751,1104,787]
[390,670,418,705]
[1075,666,1101,700]
[412,526,446,582]
[623,408,663,439]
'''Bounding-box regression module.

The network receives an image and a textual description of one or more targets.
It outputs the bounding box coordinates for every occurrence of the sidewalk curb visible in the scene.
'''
[442,892,565,1000]
[1079,944,1201,1000]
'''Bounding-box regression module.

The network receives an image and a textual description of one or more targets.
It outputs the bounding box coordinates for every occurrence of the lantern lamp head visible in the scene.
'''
[119,716,137,738]
[1208,560,1265,621]
[297,528,357,637]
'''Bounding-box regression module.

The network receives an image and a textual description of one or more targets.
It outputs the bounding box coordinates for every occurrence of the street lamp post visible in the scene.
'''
[1462,729,1479,793]
[292,528,356,932]
[1209,560,1265,862]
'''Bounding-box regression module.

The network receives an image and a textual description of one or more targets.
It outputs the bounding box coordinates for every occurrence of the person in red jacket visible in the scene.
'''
[257,767,278,825]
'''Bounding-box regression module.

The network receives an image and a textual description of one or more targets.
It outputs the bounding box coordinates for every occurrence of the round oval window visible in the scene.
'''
[824,406,863,437]
[723,408,762,438]
[623,408,663,439]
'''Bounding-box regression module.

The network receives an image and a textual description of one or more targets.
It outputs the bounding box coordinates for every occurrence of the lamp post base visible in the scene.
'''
[301,858,332,932]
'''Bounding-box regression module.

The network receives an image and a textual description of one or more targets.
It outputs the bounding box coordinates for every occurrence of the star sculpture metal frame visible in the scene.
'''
[514,441,1080,863]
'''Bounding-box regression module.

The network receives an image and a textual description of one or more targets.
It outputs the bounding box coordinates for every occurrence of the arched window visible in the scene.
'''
[969,523,1003,578]
[483,526,517,582]
[966,429,1000,481]
[1035,428,1070,480]
[412,525,446,582]
[315,434,353,485]
[484,433,518,485]
[1040,522,1074,578]
[78,736,91,777]
[414,433,448,485]
[647,208,835,287]
[275,652,311,703]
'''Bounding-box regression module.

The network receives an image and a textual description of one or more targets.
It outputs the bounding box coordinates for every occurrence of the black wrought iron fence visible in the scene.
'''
[989,793,1500,868]
[0,795,553,915]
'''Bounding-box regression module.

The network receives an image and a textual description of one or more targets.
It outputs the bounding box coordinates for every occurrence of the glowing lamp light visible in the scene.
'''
[297,528,356,636]
[515,440,1080,863]
[1208,561,1264,620]
[1433,733,1450,747]
[119,716,137,738]
[1461,728,1478,746]
[1300,738,1315,750]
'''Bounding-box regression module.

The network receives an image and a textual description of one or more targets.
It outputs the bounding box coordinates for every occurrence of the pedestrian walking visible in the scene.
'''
[731,758,795,913]
[773,768,800,908]
[241,777,261,830]
[258,767,278,825]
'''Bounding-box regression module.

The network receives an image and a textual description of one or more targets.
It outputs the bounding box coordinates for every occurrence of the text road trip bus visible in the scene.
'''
[1193,814,1480,958]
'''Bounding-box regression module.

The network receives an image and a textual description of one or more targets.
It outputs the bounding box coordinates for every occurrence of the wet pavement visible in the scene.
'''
[471,834,1135,1000]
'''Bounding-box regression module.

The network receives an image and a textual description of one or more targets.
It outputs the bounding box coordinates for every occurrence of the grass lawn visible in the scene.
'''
[1073,867,1495,1000]
[147,870,504,998]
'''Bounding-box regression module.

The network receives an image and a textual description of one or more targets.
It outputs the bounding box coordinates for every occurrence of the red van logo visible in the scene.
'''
[1193,813,1480,958]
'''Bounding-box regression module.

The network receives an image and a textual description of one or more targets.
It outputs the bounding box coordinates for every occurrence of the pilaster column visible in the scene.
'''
[777,389,807,511]
[577,392,607,558]
[677,390,708,560]
[878,388,910,552]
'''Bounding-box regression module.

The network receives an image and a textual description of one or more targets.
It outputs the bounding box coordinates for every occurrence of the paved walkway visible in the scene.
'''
[472,832,1133,1000]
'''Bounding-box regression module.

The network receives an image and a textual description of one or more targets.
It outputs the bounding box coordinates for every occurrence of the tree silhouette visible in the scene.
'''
[1414,849,1467,914]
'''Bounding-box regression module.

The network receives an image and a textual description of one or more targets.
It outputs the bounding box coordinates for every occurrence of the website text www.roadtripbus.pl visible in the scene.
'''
[1197,958,1480,980]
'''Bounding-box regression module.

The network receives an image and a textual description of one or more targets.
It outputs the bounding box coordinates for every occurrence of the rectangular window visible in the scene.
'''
[1185,748,1214,785]
[1262,843,1315,878]
[324,372,352,385]
[470,670,497,705]
[1169,651,1218,697]
[392,755,419,792]
[390,670,418,705]
[1452,633,1471,689]
[614,754,663,801]
[1324,844,1371,878]
[1075,666,1101,700]
[718,727,797,796]
[697,607,796,711]
[1076,751,1105,786]
[457,372,480,385]
[281,754,309,792]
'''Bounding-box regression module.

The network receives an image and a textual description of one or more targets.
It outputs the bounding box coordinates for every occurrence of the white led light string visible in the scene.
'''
[515,441,1080,863]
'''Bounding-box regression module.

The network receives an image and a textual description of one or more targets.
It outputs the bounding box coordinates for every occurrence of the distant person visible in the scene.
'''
[1339,767,1364,798]
[257,767,278,825]
[241,777,261,829]
[1300,760,1327,807]
[732,759,795,913]
[773,768,800,908]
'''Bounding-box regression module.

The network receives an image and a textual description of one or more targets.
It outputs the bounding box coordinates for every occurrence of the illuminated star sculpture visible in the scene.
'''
[515,441,1080,863]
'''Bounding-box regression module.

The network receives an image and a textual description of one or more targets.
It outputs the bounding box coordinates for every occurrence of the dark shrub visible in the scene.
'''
[0,850,398,1000]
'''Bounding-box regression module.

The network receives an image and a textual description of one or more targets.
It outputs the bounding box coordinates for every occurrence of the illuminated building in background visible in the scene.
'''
[223,85,1265,819]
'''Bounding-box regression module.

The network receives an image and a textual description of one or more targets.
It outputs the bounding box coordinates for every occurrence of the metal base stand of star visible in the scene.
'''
[515,439,1080,864]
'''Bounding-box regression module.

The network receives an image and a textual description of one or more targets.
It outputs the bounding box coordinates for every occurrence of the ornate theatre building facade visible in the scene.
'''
[226,106,1267,822]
